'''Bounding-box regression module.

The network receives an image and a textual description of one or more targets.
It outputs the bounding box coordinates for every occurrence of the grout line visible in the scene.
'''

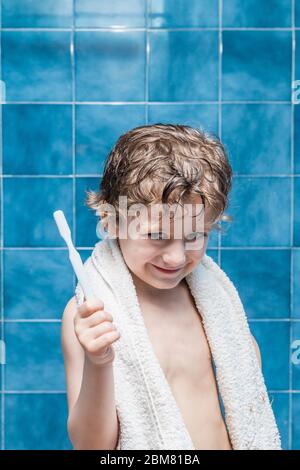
[1,173,300,177]
[4,319,62,323]
[71,0,76,295]
[0,245,299,250]
[0,27,297,32]
[145,0,149,123]
[2,388,299,394]
[0,100,294,105]
[1,174,300,178]
[218,0,223,266]
[0,0,4,451]
[289,0,295,450]
[4,391,67,394]
[3,318,300,323]
[2,389,299,394]
[0,0,5,450]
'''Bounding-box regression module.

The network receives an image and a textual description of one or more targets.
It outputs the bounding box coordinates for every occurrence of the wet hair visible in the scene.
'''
[85,123,233,233]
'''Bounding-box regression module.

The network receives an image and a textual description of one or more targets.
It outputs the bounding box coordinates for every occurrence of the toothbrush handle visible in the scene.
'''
[69,248,95,300]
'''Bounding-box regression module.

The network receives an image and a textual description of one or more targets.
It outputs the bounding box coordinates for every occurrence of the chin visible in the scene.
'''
[149,276,182,289]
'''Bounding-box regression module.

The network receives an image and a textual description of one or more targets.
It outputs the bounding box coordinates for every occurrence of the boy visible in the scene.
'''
[61,124,277,450]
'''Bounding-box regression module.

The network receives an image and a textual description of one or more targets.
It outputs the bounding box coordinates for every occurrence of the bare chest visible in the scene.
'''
[139,292,232,450]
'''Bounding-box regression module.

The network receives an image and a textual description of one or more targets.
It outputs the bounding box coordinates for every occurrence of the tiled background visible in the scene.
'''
[0,0,299,450]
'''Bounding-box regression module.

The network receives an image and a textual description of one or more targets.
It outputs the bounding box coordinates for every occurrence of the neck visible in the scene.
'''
[130,270,187,304]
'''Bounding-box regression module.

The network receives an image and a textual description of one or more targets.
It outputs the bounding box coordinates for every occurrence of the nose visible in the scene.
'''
[162,240,186,267]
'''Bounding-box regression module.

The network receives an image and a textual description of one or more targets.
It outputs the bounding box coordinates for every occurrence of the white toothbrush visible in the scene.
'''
[53,210,94,301]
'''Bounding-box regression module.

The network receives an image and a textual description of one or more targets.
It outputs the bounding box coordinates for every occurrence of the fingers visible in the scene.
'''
[77,297,104,318]
[80,310,113,328]
[76,320,117,342]
[74,296,121,366]
[87,330,121,354]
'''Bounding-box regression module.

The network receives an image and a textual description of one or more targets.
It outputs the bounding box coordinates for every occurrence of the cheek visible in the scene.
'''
[186,239,208,263]
[121,240,158,268]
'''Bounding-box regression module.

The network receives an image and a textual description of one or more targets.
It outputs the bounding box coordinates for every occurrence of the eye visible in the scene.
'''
[147,232,168,240]
[185,231,208,241]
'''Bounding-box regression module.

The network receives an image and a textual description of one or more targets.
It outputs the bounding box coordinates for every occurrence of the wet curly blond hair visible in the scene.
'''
[85,123,233,233]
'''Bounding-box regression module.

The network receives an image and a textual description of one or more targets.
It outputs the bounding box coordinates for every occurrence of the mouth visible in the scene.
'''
[152,264,184,274]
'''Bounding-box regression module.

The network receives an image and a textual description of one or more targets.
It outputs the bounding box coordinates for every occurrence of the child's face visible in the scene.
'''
[116,195,211,291]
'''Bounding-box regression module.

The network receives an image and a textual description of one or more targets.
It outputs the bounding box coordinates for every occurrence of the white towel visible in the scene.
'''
[74,237,282,450]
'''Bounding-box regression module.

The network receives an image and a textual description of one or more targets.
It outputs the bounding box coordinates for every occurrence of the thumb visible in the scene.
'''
[85,295,104,310]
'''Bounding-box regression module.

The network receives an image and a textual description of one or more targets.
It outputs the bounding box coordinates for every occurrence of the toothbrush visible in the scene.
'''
[53,210,94,301]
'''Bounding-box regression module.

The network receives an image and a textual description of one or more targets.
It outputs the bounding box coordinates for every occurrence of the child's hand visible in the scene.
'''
[74,297,121,367]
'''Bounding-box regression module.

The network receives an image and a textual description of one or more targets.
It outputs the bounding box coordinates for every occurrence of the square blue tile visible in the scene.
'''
[3,178,73,247]
[292,394,300,449]
[222,177,291,247]
[294,0,300,28]
[2,32,72,102]
[221,249,291,319]
[4,249,74,320]
[222,0,292,27]
[75,31,146,101]
[297,32,300,101]
[2,0,73,27]
[292,322,300,389]
[293,250,300,318]
[222,31,292,101]
[5,323,66,391]
[148,0,218,28]
[75,0,146,27]
[3,105,72,175]
[249,321,290,390]
[295,104,300,174]
[148,104,219,135]
[76,105,145,174]
[268,392,289,450]
[222,104,291,175]
[149,31,219,101]
[296,0,300,27]
[295,178,300,247]
[76,177,101,247]
[206,248,219,265]
[5,394,72,449]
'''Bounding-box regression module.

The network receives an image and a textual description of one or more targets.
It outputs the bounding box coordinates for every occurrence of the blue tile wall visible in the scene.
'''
[148,0,219,28]
[222,31,292,101]
[222,104,291,174]
[3,105,73,175]
[75,104,145,174]
[149,31,219,101]
[1,0,73,28]
[75,31,146,101]
[0,0,298,451]
[222,0,292,27]
[2,32,72,101]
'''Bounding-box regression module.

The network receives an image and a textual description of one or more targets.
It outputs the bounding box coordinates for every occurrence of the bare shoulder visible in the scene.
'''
[251,334,262,369]
[62,296,79,343]
[61,295,84,360]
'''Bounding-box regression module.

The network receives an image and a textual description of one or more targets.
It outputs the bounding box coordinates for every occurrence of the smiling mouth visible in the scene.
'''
[152,265,184,274]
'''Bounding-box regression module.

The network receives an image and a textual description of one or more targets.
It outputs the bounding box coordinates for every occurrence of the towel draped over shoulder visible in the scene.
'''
[74,238,282,450]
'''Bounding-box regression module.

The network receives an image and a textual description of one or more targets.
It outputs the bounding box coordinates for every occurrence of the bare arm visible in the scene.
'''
[251,334,262,369]
[61,296,120,450]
